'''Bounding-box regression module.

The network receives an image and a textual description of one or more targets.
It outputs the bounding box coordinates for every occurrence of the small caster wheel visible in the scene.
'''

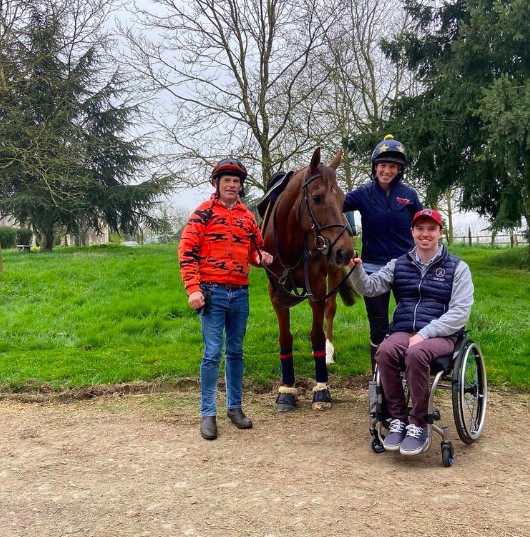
[371,436,385,454]
[441,441,454,467]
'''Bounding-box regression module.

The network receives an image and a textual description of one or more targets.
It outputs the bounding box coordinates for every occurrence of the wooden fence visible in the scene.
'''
[451,232,526,247]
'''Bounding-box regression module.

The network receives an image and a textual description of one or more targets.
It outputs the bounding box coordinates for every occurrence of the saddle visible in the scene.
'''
[257,171,294,232]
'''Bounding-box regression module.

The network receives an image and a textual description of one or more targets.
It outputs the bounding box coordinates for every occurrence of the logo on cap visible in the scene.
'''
[412,208,443,227]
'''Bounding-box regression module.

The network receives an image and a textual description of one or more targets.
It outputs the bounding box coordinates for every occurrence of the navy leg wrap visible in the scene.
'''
[313,346,328,383]
[280,348,295,386]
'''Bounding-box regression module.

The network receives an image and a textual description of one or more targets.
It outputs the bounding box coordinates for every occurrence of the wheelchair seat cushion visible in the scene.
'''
[430,354,452,374]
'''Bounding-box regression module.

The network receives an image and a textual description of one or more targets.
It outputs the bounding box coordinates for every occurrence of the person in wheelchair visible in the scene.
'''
[348,208,474,456]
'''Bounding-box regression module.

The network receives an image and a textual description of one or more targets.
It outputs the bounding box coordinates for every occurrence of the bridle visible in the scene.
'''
[299,171,351,257]
[255,169,356,303]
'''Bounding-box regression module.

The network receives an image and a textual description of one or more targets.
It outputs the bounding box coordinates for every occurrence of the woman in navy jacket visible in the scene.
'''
[344,135,422,370]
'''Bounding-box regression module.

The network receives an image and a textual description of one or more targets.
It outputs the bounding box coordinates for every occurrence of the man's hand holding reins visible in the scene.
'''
[259,251,274,265]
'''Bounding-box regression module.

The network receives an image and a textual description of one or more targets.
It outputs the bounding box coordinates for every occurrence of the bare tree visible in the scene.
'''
[313,0,416,191]
[144,200,190,241]
[120,0,339,192]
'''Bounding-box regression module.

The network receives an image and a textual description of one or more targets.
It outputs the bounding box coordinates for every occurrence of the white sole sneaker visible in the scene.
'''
[399,436,430,456]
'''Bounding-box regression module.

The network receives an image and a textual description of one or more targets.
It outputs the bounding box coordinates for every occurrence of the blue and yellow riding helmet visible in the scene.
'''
[371,134,408,178]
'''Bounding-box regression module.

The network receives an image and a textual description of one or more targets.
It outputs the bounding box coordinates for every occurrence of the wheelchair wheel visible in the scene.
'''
[452,339,487,444]
[370,435,385,454]
[441,441,454,467]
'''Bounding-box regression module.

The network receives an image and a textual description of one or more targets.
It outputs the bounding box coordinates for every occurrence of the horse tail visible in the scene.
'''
[337,267,359,306]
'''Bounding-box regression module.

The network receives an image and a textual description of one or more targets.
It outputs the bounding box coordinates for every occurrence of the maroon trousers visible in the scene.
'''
[375,332,457,427]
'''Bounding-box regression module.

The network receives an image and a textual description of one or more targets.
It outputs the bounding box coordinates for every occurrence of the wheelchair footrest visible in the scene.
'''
[427,407,441,423]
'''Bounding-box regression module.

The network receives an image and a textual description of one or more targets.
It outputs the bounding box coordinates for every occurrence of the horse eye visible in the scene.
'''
[313,195,322,204]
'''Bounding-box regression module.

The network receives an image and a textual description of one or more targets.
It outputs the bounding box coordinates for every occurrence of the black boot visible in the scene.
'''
[200,416,218,440]
[227,408,253,429]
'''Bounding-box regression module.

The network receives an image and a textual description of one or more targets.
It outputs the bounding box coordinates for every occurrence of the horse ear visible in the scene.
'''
[329,148,343,171]
[310,147,321,172]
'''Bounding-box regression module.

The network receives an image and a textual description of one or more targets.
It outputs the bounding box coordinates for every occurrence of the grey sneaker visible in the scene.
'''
[383,419,407,451]
[400,424,429,455]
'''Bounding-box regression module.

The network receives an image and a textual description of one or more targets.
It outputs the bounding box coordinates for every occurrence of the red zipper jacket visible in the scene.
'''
[178,196,264,295]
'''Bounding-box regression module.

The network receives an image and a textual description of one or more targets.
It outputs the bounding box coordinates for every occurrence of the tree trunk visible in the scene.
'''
[524,151,530,257]
[39,230,55,252]
[445,191,454,245]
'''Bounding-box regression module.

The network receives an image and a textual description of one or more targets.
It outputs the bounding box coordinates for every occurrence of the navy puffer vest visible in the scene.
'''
[390,247,461,334]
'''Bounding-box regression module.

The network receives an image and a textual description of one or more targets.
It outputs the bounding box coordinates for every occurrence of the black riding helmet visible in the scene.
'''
[211,158,248,197]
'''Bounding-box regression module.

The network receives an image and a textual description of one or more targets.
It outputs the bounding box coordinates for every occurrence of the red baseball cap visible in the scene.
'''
[411,208,443,227]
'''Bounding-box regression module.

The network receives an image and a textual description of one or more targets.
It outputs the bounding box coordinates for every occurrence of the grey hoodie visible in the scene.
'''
[349,246,474,340]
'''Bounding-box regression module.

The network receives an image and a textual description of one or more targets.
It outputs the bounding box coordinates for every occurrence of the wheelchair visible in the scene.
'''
[368,334,487,467]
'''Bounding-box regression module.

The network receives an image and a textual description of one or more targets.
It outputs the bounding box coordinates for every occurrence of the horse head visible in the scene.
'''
[297,147,353,267]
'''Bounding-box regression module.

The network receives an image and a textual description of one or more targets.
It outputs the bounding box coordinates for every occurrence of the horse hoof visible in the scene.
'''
[312,387,332,411]
[275,392,297,412]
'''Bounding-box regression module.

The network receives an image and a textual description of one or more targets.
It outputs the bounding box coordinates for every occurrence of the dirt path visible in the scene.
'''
[0,381,529,537]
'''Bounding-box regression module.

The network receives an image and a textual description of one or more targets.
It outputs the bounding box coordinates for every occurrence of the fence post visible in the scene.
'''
[468,227,472,245]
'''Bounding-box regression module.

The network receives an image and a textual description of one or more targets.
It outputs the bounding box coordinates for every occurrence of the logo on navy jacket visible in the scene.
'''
[396,197,411,204]
[434,267,446,281]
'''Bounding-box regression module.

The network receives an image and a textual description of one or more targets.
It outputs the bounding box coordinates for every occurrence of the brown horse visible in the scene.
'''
[262,147,355,412]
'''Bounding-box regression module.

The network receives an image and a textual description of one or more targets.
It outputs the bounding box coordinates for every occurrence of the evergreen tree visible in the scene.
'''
[0,3,172,251]
[380,0,529,241]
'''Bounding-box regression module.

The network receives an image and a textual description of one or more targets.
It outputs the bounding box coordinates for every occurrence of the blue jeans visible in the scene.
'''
[199,284,249,416]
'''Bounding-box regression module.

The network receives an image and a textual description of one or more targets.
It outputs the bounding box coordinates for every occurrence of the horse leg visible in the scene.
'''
[309,300,332,410]
[269,284,298,412]
[324,293,337,364]
[324,265,344,364]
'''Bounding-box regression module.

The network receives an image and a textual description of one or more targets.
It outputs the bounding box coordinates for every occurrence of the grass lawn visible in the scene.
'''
[0,242,528,392]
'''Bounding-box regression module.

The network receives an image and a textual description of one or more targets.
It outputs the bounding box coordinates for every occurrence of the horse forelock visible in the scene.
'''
[318,163,336,188]
[275,156,340,218]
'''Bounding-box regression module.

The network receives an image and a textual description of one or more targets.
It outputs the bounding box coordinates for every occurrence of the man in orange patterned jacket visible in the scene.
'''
[178,158,273,440]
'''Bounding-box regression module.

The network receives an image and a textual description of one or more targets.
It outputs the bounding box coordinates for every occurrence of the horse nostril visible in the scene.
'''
[335,248,346,265]
[335,247,354,266]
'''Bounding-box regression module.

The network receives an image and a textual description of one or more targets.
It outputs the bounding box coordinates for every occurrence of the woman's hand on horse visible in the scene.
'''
[260,251,274,266]
[348,256,362,269]
[188,290,205,310]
